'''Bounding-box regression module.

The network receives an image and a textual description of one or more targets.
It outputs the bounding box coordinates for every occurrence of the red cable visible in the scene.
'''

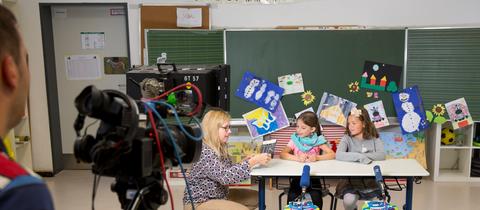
[147,109,175,210]
[143,83,203,117]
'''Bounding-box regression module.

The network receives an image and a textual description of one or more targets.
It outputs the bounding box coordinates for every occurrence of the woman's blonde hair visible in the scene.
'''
[202,109,231,159]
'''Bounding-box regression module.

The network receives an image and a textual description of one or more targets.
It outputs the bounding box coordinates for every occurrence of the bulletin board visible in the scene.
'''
[140,5,210,64]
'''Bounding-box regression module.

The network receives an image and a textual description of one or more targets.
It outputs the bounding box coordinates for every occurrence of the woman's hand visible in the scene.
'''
[248,153,272,168]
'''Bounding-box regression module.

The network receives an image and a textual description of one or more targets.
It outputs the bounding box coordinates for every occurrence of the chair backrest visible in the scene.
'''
[267,125,346,158]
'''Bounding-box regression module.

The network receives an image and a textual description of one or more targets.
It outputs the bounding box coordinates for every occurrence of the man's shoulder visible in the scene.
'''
[0,154,43,192]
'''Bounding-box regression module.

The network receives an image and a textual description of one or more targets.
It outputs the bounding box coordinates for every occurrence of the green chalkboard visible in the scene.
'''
[226,30,405,118]
[146,29,224,65]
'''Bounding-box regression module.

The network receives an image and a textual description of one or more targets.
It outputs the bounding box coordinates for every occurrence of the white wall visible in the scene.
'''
[12,0,480,172]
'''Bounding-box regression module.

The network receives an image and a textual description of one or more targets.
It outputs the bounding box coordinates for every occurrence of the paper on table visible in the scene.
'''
[65,55,102,80]
[177,8,202,28]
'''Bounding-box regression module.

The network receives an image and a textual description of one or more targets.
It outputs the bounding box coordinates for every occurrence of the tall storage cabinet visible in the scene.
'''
[427,121,480,181]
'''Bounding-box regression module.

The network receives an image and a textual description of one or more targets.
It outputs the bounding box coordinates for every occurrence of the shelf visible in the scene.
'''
[440,146,471,149]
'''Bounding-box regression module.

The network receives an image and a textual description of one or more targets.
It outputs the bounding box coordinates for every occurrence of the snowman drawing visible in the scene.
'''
[401,101,421,133]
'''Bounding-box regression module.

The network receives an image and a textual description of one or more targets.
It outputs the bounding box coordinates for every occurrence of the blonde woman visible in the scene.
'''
[183,109,271,210]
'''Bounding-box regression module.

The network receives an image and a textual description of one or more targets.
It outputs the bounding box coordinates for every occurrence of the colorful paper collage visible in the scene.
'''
[278,73,305,95]
[379,131,427,169]
[364,100,390,128]
[235,71,284,112]
[360,61,402,93]
[317,92,357,127]
[242,103,289,138]
[445,97,474,129]
[392,86,429,134]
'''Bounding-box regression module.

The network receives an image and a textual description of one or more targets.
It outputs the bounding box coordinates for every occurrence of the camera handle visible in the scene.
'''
[157,63,177,72]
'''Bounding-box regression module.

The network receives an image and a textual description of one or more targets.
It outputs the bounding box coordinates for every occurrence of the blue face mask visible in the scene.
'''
[291,133,327,153]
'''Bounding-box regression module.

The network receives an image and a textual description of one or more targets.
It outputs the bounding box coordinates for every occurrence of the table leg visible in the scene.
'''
[405,177,413,210]
[258,176,265,210]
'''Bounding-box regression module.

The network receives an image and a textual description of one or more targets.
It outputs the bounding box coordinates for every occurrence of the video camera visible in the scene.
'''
[73,85,203,210]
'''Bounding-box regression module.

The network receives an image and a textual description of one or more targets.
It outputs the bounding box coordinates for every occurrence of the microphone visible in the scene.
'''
[299,165,311,193]
[373,165,386,199]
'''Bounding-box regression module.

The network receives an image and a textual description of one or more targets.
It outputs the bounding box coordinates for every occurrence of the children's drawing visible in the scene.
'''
[364,100,389,128]
[379,131,427,169]
[426,104,448,124]
[445,98,474,129]
[278,73,305,95]
[243,103,289,138]
[316,92,357,127]
[235,71,284,112]
[348,81,360,93]
[301,90,315,106]
[360,61,402,93]
[392,86,429,134]
[294,107,315,119]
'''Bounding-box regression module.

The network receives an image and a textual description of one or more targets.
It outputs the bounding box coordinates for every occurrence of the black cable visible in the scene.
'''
[91,174,101,210]
[83,120,99,136]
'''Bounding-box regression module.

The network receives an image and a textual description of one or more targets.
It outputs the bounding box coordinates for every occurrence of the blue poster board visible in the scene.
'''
[235,71,284,112]
[392,86,429,134]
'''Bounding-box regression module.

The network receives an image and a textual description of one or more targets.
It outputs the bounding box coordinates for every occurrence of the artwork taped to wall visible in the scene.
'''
[360,61,402,93]
[235,71,284,112]
[104,57,128,74]
[392,86,429,135]
[278,73,305,95]
[445,97,474,130]
[364,100,389,129]
[294,107,315,119]
[243,103,289,138]
[316,92,357,127]
[379,131,427,169]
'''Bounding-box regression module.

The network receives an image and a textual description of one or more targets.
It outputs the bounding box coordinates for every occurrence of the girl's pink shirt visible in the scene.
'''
[286,140,322,156]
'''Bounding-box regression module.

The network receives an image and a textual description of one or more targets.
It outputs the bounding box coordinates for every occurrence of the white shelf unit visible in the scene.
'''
[427,121,479,182]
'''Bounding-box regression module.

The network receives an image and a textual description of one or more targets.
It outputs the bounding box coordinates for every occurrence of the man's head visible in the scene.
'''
[0,5,30,136]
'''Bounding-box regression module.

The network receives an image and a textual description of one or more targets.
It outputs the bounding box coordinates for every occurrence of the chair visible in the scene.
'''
[275,177,337,210]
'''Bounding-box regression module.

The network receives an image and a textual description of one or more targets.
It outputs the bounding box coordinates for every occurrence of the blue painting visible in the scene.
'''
[392,86,429,134]
[235,71,284,112]
[242,103,289,138]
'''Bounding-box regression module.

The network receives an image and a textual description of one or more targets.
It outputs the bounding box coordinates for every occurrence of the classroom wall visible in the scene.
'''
[11,0,480,172]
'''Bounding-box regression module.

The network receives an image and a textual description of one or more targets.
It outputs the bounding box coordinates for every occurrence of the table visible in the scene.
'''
[250,159,429,210]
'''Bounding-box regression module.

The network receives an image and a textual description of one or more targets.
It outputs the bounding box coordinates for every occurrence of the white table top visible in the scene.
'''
[250,159,429,177]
